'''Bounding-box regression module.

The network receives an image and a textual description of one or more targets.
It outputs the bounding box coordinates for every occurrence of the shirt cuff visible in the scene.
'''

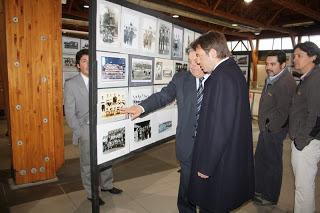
[138,105,145,113]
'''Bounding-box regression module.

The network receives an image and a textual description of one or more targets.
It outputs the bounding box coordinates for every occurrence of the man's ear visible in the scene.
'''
[209,48,217,59]
[76,64,80,69]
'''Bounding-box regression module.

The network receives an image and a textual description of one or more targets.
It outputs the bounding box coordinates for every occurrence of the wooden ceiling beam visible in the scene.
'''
[213,0,222,11]
[267,8,284,25]
[165,0,296,34]
[272,0,320,22]
[68,0,74,13]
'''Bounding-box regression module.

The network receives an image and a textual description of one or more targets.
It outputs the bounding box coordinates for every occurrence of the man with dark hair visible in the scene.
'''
[254,50,296,206]
[64,49,122,206]
[121,48,208,213]
[188,31,254,212]
[290,41,320,213]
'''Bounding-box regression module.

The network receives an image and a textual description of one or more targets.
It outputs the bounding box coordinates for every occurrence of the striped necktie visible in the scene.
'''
[196,77,205,124]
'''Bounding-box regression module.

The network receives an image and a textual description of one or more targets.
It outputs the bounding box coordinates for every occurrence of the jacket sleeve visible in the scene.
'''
[139,73,179,115]
[64,81,81,144]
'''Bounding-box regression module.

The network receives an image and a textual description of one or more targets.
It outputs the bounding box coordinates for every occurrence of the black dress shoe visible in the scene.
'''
[87,197,105,206]
[101,187,123,194]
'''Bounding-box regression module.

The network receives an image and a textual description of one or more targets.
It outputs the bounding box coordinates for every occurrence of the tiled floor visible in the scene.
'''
[0,119,319,213]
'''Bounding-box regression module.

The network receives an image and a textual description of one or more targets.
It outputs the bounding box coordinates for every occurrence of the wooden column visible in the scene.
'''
[249,38,259,89]
[1,0,64,185]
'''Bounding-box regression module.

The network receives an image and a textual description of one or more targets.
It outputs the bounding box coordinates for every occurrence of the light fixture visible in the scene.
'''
[244,0,253,3]
[231,23,238,27]
[254,32,260,35]
[83,4,89,8]
[172,14,179,18]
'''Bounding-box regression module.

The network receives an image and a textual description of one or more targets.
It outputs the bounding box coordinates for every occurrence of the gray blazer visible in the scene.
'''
[140,71,197,163]
[289,66,320,150]
[64,74,89,145]
[258,68,296,133]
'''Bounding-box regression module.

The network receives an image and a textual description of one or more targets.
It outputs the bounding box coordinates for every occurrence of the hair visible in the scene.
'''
[293,41,320,65]
[76,49,89,66]
[191,31,231,58]
[266,50,287,64]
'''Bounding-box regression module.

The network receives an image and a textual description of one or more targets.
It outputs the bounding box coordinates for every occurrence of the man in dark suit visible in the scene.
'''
[64,49,122,206]
[121,48,208,213]
[254,50,296,206]
[188,31,254,212]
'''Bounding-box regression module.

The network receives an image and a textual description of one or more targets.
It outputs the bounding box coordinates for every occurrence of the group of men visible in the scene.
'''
[64,31,320,212]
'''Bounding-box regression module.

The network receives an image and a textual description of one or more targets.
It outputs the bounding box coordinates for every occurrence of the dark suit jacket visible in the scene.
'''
[188,58,254,212]
[140,71,197,163]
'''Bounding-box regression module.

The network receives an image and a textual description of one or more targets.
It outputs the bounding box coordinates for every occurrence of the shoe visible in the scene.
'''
[253,197,276,206]
[101,187,123,194]
[87,197,105,206]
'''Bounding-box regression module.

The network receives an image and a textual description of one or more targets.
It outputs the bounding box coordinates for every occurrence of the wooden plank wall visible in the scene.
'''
[3,0,64,184]
[0,0,8,115]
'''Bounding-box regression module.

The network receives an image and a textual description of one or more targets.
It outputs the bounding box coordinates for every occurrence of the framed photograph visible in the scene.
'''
[80,39,89,49]
[239,66,249,81]
[171,25,184,60]
[97,51,128,88]
[183,29,195,61]
[157,20,172,58]
[97,119,130,164]
[121,7,139,51]
[128,86,153,106]
[174,60,188,73]
[97,87,129,124]
[139,14,157,55]
[234,55,249,66]
[96,0,122,51]
[129,55,153,86]
[152,108,176,142]
[129,114,154,151]
[154,58,174,84]
[62,54,77,72]
[62,36,80,54]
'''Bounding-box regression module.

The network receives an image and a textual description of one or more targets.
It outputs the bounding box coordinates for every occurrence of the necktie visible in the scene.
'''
[195,77,204,133]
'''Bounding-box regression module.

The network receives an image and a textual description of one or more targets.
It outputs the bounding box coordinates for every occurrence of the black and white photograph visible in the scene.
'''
[174,60,188,73]
[153,108,176,142]
[235,55,249,66]
[154,58,174,84]
[240,66,249,81]
[97,87,128,124]
[183,29,195,61]
[80,39,89,49]
[157,20,172,58]
[128,86,153,106]
[62,36,80,54]
[97,51,128,88]
[97,120,130,164]
[129,55,153,86]
[171,25,184,60]
[140,14,157,55]
[62,54,77,72]
[96,0,122,51]
[121,7,139,50]
[134,120,152,142]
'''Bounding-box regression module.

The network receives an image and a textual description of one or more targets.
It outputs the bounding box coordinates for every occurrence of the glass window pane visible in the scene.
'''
[301,36,309,43]
[309,35,320,47]
[273,38,281,50]
[259,38,273,50]
[282,37,293,50]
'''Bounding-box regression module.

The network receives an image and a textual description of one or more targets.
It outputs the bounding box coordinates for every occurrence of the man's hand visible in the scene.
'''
[197,171,209,179]
[120,105,143,120]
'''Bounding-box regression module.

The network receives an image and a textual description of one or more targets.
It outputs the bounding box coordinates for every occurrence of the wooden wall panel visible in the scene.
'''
[0,0,8,116]
[4,0,64,184]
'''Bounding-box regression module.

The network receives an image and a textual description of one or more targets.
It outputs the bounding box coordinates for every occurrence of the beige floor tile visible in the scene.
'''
[10,194,76,213]
[68,189,149,213]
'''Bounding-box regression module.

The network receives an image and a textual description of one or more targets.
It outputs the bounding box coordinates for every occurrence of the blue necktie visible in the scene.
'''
[195,77,204,136]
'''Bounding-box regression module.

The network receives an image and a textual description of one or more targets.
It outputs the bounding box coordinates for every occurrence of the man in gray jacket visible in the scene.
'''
[290,42,320,213]
[254,50,296,206]
[121,48,208,213]
[64,49,122,206]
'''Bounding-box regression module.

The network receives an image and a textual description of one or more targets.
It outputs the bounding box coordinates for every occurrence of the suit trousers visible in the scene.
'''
[178,162,196,213]
[291,139,320,213]
[254,129,286,203]
[79,125,113,198]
